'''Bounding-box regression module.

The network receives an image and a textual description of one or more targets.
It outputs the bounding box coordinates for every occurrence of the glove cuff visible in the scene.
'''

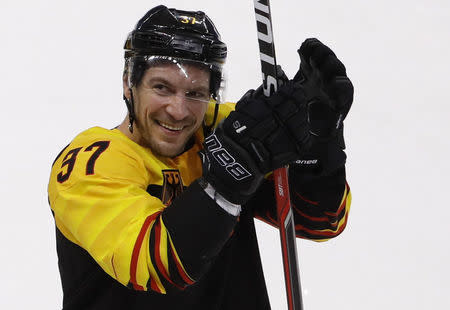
[198,178,242,216]
[200,123,265,204]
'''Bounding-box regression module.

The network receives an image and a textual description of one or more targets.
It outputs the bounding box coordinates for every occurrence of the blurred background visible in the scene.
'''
[1,0,449,309]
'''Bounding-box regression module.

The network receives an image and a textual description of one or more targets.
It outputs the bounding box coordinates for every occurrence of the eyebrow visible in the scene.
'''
[147,76,173,87]
[148,76,210,93]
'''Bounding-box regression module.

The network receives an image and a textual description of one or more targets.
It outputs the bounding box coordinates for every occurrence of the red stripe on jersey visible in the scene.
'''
[292,203,332,223]
[295,209,349,238]
[294,192,319,206]
[150,278,161,293]
[111,254,118,279]
[255,211,278,228]
[169,243,195,285]
[130,213,159,291]
[154,220,184,290]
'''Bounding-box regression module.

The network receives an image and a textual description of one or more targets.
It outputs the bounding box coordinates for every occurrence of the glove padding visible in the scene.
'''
[200,38,354,203]
[292,38,354,174]
[295,38,353,138]
[201,81,310,204]
[200,122,265,205]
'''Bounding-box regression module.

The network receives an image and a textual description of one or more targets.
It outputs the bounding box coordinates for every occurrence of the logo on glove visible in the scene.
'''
[205,134,252,181]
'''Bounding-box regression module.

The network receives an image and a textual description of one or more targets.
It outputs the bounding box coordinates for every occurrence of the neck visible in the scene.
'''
[117,116,138,143]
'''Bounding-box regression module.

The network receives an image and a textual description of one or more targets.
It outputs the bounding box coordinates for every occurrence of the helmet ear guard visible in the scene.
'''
[210,69,223,101]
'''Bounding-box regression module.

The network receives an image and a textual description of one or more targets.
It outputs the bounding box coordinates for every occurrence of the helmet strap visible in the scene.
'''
[203,101,220,136]
[123,89,136,133]
[128,118,134,133]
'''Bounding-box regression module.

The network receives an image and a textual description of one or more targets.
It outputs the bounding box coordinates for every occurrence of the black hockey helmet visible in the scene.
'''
[124,5,227,100]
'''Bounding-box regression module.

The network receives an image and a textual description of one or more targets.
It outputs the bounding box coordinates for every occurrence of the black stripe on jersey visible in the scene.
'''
[147,218,188,294]
[146,185,188,203]
[146,185,163,200]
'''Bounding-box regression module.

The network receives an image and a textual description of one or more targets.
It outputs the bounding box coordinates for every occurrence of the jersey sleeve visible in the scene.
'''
[48,130,236,295]
[207,100,351,241]
[250,166,351,241]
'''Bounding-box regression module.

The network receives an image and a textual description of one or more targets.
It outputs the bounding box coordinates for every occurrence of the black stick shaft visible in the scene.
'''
[252,1,304,309]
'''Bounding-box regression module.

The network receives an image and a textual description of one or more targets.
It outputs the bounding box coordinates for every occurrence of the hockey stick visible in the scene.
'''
[252,1,304,309]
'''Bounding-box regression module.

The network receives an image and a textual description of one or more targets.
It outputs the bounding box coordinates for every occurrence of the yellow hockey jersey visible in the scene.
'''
[48,102,351,309]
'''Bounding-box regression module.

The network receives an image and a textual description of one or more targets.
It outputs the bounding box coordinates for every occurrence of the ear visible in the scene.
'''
[123,74,131,99]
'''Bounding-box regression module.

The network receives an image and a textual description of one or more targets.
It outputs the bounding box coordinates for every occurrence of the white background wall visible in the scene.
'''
[1,0,449,309]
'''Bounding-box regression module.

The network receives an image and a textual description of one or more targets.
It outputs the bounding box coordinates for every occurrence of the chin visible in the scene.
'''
[152,142,186,158]
[143,129,194,157]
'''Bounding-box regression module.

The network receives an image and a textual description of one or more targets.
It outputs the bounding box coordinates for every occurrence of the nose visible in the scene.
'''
[166,93,189,121]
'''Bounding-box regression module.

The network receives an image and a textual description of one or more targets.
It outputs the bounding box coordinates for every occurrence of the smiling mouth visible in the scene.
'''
[157,121,184,132]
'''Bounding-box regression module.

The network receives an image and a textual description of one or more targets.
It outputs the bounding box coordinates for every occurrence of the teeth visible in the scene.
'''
[159,121,183,131]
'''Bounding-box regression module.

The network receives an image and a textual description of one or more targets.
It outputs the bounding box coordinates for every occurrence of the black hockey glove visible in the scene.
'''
[200,122,264,205]
[295,38,353,135]
[292,38,354,175]
[200,80,310,205]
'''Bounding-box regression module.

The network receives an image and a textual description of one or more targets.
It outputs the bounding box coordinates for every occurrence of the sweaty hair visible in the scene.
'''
[123,58,148,88]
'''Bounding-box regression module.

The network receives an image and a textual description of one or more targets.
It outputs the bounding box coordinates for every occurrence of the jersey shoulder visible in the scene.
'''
[48,127,151,200]
[204,101,235,128]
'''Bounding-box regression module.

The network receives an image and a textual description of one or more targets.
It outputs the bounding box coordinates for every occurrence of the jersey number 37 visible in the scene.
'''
[57,141,110,183]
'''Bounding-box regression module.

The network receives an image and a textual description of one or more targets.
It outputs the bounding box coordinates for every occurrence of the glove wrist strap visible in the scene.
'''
[199,178,242,216]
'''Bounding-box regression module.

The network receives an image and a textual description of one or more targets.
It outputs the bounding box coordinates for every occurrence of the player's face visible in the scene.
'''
[127,63,210,157]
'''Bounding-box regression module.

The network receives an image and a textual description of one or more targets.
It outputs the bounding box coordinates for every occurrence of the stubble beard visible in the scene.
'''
[135,119,199,158]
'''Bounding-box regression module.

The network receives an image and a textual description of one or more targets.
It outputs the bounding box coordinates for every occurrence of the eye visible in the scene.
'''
[185,90,210,102]
[152,83,172,96]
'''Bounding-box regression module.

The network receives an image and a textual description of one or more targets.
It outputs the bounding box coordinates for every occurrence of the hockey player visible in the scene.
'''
[48,5,353,310]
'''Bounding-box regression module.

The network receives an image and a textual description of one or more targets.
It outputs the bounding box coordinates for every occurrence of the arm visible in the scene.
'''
[288,165,350,241]
[250,38,353,241]
[48,131,237,295]
[251,166,351,241]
